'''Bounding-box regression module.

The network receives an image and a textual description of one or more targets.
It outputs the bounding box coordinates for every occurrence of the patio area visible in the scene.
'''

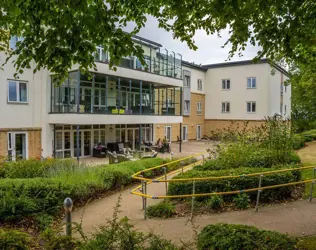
[79,140,215,166]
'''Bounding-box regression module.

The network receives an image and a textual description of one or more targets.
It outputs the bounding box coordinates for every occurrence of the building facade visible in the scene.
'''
[0,36,291,160]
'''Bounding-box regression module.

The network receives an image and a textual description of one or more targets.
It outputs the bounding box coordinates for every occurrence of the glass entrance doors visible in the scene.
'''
[7,132,28,161]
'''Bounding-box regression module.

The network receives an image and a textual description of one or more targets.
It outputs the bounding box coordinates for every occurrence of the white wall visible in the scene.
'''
[205,63,271,120]
[182,66,206,94]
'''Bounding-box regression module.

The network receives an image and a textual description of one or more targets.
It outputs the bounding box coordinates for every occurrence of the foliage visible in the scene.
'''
[297,235,316,250]
[0,158,77,178]
[35,213,54,231]
[233,193,250,209]
[168,165,301,202]
[41,228,80,250]
[147,201,176,218]
[207,195,223,210]
[0,228,32,250]
[197,223,297,250]
[292,135,306,150]
[0,158,164,221]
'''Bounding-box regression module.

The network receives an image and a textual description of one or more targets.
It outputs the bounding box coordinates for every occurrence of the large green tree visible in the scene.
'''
[0,0,315,81]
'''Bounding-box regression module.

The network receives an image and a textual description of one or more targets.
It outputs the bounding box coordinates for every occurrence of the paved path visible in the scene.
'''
[71,141,316,245]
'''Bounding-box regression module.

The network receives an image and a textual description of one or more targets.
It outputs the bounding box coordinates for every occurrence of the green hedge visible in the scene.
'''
[147,201,176,218]
[168,165,301,202]
[197,224,297,250]
[0,229,32,250]
[0,158,165,221]
[293,135,306,150]
[199,149,301,171]
[0,158,78,178]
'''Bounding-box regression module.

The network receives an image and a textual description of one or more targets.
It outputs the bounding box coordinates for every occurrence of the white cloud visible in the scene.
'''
[127,16,260,65]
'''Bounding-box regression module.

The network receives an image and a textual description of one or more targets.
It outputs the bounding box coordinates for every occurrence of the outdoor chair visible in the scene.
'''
[118,143,125,154]
[117,154,131,163]
[141,151,158,159]
[108,152,118,164]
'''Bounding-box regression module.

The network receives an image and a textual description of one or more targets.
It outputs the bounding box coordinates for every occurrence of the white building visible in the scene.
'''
[0,36,290,161]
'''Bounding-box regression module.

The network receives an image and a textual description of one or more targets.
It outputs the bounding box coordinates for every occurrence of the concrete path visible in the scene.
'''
[71,141,316,245]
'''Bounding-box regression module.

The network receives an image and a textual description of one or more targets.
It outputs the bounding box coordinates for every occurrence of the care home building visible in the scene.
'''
[0,35,290,160]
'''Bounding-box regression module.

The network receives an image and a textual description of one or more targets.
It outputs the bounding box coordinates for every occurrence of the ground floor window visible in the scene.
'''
[165,126,172,142]
[7,132,28,161]
[182,125,188,141]
[196,125,202,140]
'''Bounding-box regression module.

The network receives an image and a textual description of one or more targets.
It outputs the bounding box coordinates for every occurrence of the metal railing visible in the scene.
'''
[131,152,316,220]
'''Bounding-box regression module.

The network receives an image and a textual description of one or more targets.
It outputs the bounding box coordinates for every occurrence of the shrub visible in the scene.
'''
[168,165,301,202]
[35,213,54,231]
[207,195,223,210]
[301,129,316,140]
[197,224,297,250]
[0,228,32,250]
[292,134,306,150]
[233,193,249,209]
[147,201,176,218]
[199,148,300,171]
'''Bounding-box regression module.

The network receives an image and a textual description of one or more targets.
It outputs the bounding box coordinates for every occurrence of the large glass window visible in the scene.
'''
[7,80,28,103]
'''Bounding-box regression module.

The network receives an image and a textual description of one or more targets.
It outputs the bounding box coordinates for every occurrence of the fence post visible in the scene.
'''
[144,181,147,220]
[180,161,184,173]
[163,167,168,195]
[309,168,316,202]
[190,180,196,221]
[255,175,263,212]
[63,198,73,237]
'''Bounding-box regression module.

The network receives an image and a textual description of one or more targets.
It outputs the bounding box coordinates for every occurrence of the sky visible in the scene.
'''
[127,16,259,65]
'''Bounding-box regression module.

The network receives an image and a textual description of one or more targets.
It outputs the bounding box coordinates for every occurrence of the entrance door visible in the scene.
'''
[196,125,202,140]
[165,126,171,142]
[83,131,91,156]
[182,125,188,141]
[8,132,28,161]
[74,131,82,157]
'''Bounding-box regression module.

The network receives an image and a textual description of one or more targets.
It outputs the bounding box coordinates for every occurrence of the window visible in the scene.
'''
[197,79,203,90]
[165,126,172,142]
[247,102,256,113]
[184,75,191,87]
[7,80,28,103]
[197,102,202,115]
[280,104,283,114]
[247,77,256,89]
[222,79,231,90]
[221,102,230,113]
[184,100,190,112]
[94,46,108,62]
[166,99,173,108]
[281,83,284,95]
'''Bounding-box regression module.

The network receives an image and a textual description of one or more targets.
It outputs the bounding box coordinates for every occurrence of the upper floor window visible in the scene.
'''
[184,100,190,112]
[222,79,231,90]
[197,102,202,115]
[247,77,256,89]
[94,46,108,62]
[221,102,230,113]
[197,79,203,90]
[9,36,24,50]
[247,101,256,113]
[184,75,191,87]
[280,83,284,95]
[7,80,28,103]
[166,98,173,108]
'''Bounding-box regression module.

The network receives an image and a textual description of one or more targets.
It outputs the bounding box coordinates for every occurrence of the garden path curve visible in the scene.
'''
[71,142,316,245]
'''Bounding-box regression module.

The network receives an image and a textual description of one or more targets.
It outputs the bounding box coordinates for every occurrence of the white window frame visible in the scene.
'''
[284,105,287,114]
[166,98,173,108]
[247,77,257,89]
[165,126,172,142]
[196,125,202,140]
[182,125,188,141]
[7,131,29,161]
[7,80,28,103]
[247,101,256,113]
[184,100,190,112]
[280,104,283,114]
[222,79,231,90]
[184,75,191,87]
[197,101,202,115]
[221,102,230,113]
[94,46,109,62]
[197,79,203,90]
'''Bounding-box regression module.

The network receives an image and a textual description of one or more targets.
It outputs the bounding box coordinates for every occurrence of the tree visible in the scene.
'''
[290,65,316,132]
[0,0,315,81]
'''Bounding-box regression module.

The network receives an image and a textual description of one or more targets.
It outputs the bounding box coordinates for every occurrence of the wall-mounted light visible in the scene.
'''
[157,125,160,128]
[192,124,194,127]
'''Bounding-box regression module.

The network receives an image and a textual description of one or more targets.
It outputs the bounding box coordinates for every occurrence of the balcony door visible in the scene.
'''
[73,130,91,157]
[8,132,28,161]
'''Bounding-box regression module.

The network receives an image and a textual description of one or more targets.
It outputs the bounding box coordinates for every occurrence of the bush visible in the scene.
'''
[0,158,165,221]
[197,224,297,250]
[207,195,223,210]
[199,148,301,171]
[168,165,301,202]
[0,228,32,250]
[293,135,306,150]
[0,158,77,178]
[147,201,176,218]
[233,193,249,209]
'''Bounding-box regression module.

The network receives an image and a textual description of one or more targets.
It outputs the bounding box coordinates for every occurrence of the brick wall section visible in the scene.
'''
[154,123,181,142]
[204,119,265,136]
[0,132,8,157]
[183,93,205,140]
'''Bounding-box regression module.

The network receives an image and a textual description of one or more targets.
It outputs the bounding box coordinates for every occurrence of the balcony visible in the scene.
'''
[94,44,182,80]
[50,71,183,119]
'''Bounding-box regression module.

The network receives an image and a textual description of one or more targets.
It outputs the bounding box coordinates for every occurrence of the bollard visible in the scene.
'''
[63,198,73,237]
[190,181,196,221]
[163,167,168,195]
[309,168,316,201]
[255,175,263,212]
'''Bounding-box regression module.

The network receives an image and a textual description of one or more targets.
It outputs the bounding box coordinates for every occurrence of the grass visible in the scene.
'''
[297,235,316,250]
